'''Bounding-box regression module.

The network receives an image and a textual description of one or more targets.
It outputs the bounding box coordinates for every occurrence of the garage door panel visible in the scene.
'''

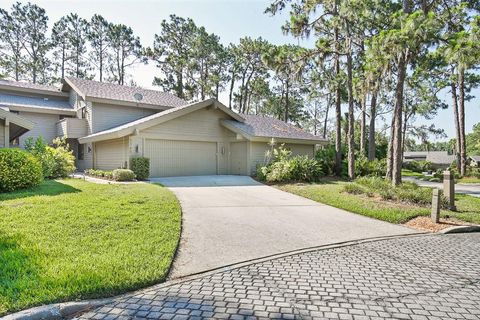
[145,139,217,177]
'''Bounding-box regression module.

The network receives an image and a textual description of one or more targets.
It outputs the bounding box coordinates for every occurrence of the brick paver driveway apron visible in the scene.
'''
[77,233,480,320]
[150,175,418,279]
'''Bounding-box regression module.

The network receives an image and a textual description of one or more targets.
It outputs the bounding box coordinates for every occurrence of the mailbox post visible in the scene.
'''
[431,188,440,223]
[443,170,456,211]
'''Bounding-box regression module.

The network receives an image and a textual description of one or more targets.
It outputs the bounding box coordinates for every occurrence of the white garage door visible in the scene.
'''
[145,139,217,177]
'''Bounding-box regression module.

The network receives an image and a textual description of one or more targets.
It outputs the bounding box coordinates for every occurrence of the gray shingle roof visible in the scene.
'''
[64,77,187,108]
[223,114,324,141]
[0,93,72,111]
[404,151,455,165]
[0,79,61,93]
[470,156,480,162]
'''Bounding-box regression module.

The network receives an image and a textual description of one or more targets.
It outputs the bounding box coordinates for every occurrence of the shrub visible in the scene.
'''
[344,176,449,208]
[257,145,324,183]
[85,169,115,180]
[24,137,75,178]
[130,157,150,180]
[112,169,136,181]
[49,138,76,178]
[404,160,433,173]
[0,148,43,192]
[24,137,55,178]
[354,154,387,177]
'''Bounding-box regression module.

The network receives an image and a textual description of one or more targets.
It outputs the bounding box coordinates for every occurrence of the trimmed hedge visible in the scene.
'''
[0,148,43,192]
[112,169,136,181]
[130,157,150,180]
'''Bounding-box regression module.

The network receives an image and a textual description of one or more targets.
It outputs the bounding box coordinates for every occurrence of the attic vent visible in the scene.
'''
[133,93,143,101]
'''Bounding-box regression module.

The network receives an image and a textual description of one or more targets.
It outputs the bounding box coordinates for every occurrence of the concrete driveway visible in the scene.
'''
[152,175,418,279]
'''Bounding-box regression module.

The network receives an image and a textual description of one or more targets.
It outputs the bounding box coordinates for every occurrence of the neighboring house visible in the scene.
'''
[0,78,327,177]
[468,156,480,167]
[403,151,455,169]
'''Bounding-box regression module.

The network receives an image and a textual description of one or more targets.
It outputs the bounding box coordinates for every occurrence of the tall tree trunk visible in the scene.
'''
[368,90,377,161]
[386,113,395,180]
[458,67,467,176]
[347,50,355,179]
[360,98,366,155]
[61,46,65,79]
[284,79,289,122]
[391,52,407,185]
[228,70,235,109]
[333,5,342,176]
[451,76,461,168]
[99,49,103,82]
[323,95,330,138]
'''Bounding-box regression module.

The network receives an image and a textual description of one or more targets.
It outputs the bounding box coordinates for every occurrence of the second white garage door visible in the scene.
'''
[145,139,217,177]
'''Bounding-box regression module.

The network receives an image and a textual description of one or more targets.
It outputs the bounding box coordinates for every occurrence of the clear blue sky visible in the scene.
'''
[1,0,479,139]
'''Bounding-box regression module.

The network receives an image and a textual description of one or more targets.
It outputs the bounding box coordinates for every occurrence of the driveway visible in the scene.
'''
[152,175,418,279]
[403,176,480,197]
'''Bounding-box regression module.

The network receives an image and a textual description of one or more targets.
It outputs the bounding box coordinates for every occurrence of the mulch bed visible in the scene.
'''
[404,216,473,233]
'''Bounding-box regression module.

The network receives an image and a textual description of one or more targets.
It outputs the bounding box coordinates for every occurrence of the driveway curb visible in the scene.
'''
[3,299,113,320]
[4,232,430,320]
[440,225,480,234]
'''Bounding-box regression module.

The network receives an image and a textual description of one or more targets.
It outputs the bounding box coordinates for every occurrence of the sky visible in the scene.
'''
[1,0,479,140]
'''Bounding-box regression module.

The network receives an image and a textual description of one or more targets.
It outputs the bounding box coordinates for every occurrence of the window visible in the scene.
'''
[77,144,84,160]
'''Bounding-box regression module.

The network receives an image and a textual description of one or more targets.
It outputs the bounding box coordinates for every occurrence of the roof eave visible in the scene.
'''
[0,83,67,98]
[7,104,77,115]
[0,108,35,130]
[86,96,175,110]
[220,120,328,145]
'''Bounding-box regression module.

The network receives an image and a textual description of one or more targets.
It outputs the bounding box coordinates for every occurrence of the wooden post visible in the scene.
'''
[443,170,456,211]
[431,188,440,223]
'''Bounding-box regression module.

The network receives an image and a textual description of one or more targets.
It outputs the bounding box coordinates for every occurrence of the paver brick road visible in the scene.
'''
[76,233,480,320]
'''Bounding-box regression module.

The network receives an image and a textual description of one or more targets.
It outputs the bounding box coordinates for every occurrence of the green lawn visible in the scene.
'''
[0,179,181,315]
[457,177,480,184]
[401,169,425,178]
[278,180,480,224]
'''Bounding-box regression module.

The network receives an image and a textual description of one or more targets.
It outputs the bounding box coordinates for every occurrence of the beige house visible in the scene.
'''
[0,78,327,177]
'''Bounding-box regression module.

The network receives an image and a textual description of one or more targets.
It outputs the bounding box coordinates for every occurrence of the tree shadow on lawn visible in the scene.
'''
[0,179,81,201]
[0,234,40,315]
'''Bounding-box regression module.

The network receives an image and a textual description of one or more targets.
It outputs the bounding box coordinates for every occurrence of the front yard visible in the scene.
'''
[0,179,181,315]
[278,180,480,225]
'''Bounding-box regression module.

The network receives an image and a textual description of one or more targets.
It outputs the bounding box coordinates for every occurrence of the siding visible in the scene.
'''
[140,108,235,175]
[230,141,247,175]
[141,108,235,141]
[249,142,315,174]
[77,142,93,171]
[0,120,4,147]
[92,103,157,133]
[56,118,88,138]
[18,112,60,147]
[95,138,128,170]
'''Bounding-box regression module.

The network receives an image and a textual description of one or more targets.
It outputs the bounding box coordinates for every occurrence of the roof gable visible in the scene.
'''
[62,77,187,108]
[79,99,243,143]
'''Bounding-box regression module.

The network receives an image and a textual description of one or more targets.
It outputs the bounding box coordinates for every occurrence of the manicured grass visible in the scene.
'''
[401,169,425,178]
[278,180,480,224]
[0,179,181,315]
[457,177,480,184]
